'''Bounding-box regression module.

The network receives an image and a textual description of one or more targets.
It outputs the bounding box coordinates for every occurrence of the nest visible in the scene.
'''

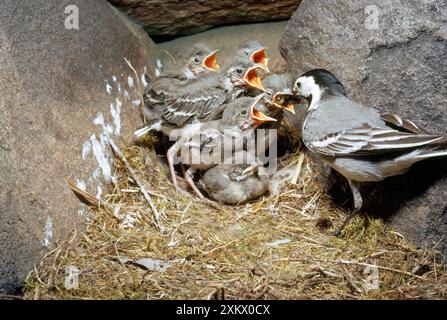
[23,134,447,300]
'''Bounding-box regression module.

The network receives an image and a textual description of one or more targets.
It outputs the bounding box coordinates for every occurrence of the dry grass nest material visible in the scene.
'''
[24,137,447,300]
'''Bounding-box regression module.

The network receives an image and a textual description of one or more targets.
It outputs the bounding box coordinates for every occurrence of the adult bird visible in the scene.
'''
[292,69,447,235]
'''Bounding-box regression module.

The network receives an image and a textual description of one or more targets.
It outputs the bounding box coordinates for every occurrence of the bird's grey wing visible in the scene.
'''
[309,123,443,156]
[162,91,225,126]
[379,112,430,134]
[144,77,178,105]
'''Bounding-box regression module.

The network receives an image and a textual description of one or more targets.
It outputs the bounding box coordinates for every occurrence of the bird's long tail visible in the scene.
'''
[405,141,447,162]
[134,120,162,138]
[414,148,447,161]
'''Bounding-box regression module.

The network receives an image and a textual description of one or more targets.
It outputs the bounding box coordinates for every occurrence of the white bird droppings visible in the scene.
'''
[82,141,91,161]
[127,76,134,88]
[42,216,53,248]
[105,82,112,95]
[89,133,112,183]
[76,179,87,191]
[141,66,149,88]
[110,99,122,136]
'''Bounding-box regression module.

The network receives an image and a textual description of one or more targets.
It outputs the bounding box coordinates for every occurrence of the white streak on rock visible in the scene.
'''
[107,124,114,135]
[105,82,112,95]
[110,99,122,136]
[127,76,134,88]
[89,133,112,183]
[96,185,103,199]
[92,168,101,182]
[42,216,53,248]
[112,76,117,82]
[82,141,91,161]
[93,113,105,127]
[76,179,87,191]
[141,66,149,88]
[124,90,130,100]
[133,99,142,107]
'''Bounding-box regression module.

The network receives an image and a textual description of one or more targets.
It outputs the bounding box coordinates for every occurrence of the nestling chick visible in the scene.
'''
[159,42,220,81]
[236,39,270,72]
[167,95,277,199]
[135,58,266,138]
[199,151,274,205]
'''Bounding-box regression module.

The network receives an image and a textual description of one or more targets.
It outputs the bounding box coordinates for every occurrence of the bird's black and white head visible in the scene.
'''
[182,43,220,79]
[236,39,269,72]
[293,69,346,110]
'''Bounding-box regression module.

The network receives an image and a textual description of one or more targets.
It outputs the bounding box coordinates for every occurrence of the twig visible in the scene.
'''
[163,50,176,64]
[290,153,305,184]
[199,239,238,256]
[109,139,164,233]
[65,179,118,220]
[334,259,426,281]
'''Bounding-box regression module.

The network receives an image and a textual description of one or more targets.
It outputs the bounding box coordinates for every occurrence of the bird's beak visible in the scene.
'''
[284,102,296,114]
[272,92,296,114]
[250,48,269,72]
[202,50,220,72]
[242,163,263,176]
[250,104,277,125]
[244,67,266,92]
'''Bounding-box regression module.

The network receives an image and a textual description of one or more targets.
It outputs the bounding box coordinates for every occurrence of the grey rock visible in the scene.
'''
[108,0,301,37]
[280,0,447,252]
[0,0,160,293]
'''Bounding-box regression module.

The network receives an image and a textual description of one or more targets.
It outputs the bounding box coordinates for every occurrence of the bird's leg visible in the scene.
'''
[167,140,183,193]
[332,179,363,237]
[184,168,207,201]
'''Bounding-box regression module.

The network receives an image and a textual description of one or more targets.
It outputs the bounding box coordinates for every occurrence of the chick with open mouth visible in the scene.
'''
[236,39,270,72]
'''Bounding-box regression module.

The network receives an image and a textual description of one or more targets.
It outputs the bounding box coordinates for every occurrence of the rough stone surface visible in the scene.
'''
[280,0,447,253]
[108,0,301,36]
[0,0,160,293]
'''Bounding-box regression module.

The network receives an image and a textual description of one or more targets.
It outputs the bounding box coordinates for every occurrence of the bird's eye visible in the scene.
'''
[236,68,243,74]
[295,82,301,88]
[193,57,200,64]
[240,109,248,116]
